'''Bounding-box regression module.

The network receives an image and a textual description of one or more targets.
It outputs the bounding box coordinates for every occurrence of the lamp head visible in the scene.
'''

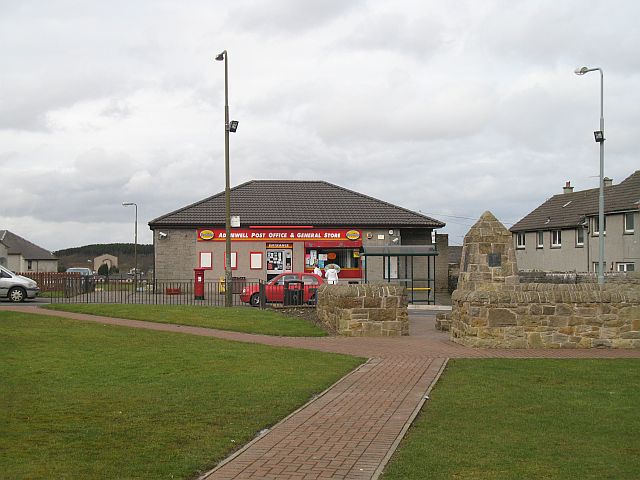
[215,51,226,61]
[122,202,134,206]
[574,66,589,75]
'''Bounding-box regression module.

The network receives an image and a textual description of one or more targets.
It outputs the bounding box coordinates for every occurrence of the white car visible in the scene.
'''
[0,265,40,302]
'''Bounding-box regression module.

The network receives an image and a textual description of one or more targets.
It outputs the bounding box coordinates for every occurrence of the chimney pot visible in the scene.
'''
[563,181,574,194]
[603,177,613,187]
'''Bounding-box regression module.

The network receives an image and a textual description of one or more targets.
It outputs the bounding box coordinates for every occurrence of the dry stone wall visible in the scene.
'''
[316,283,409,336]
[450,282,640,348]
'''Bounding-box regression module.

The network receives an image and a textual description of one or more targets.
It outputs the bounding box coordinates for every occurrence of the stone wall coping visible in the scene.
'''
[452,283,640,304]
[318,283,406,297]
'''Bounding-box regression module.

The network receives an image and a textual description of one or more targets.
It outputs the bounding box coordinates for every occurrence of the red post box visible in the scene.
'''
[194,268,206,300]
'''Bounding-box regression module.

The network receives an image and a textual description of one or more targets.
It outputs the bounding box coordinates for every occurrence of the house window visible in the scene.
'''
[551,230,561,248]
[516,232,526,249]
[616,263,635,272]
[624,212,635,234]
[592,216,607,236]
[27,260,33,270]
[536,231,544,249]
[576,228,584,247]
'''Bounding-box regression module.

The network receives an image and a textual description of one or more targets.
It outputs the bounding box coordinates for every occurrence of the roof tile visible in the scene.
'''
[510,170,640,231]
[149,180,445,228]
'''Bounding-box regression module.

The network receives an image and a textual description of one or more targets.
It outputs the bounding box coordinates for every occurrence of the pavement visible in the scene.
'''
[2,304,639,479]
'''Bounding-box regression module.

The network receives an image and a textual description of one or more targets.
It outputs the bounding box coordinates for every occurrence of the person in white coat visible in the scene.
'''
[324,265,339,285]
[313,263,322,276]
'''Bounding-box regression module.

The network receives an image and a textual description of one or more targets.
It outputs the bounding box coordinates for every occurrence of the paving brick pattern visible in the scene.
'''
[2,305,639,480]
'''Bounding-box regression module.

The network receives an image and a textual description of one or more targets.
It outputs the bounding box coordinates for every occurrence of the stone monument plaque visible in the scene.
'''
[487,253,502,267]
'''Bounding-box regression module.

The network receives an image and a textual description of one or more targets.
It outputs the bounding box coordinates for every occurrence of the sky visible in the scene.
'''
[1,0,639,251]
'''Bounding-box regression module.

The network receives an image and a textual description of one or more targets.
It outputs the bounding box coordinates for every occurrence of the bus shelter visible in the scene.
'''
[361,245,438,304]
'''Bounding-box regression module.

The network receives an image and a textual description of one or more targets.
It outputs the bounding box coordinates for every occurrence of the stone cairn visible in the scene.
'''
[443,211,640,349]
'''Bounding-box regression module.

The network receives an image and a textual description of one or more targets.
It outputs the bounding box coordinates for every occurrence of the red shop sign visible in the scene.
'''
[197,228,361,242]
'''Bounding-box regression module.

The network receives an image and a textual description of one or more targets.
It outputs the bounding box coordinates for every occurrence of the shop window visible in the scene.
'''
[223,252,238,270]
[199,252,213,270]
[308,248,361,269]
[250,252,263,270]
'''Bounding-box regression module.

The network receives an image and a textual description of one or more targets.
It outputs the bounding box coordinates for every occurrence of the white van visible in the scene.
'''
[0,265,40,302]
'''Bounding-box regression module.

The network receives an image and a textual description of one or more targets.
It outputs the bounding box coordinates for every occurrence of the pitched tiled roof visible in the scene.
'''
[0,230,57,260]
[510,170,640,232]
[149,180,445,229]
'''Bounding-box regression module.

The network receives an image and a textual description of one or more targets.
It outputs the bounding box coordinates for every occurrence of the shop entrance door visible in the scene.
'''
[266,249,293,280]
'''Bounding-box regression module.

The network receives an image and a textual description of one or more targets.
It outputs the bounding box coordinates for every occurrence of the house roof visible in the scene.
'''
[149,180,445,229]
[0,230,57,260]
[510,170,640,232]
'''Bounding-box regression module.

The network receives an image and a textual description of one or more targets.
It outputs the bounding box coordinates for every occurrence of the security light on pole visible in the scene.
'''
[574,65,605,285]
[215,50,234,307]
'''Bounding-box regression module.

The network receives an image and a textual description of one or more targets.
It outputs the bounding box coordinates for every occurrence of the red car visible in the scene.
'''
[240,272,324,307]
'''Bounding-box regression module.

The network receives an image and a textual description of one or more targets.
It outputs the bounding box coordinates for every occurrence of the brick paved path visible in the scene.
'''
[2,305,639,479]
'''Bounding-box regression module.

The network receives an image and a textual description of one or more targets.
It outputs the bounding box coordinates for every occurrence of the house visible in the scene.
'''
[510,170,639,273]
[149,180,449,293]
[0,230,59,272]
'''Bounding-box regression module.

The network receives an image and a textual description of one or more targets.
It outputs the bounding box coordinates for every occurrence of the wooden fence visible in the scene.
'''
[18,272,82,292]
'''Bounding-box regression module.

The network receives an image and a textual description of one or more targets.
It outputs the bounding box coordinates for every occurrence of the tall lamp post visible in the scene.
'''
[215,50,237,307]
[122,202,138,290]
[575,66,605,285]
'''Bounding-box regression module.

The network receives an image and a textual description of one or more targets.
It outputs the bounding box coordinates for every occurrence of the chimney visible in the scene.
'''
[563,181,574,194]
[603,177,613,187]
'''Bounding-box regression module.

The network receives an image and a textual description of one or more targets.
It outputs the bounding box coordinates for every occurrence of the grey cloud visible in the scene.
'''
[344,12,445,58]
[228,0,366,34]
[475,1,640,72]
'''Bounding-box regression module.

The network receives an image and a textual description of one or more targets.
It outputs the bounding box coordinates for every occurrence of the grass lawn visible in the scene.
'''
[383,359,640,480]
[42,303,326,336]
[0,311,363,479]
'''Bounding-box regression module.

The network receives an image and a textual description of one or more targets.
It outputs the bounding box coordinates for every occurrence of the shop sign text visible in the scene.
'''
[197,228,361,242]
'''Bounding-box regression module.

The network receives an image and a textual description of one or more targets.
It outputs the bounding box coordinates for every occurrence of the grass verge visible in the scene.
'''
[0,311,363,479]
[383,358,640,480]
[42,303,326,336]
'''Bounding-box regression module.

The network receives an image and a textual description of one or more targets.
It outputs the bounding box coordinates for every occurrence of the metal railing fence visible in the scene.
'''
[43,277,257,307]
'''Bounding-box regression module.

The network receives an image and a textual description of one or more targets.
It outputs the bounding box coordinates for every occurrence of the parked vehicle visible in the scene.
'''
[65,267,96,294]
[0,265,40,302]
[66,267,94,276]
[240,272,324,307]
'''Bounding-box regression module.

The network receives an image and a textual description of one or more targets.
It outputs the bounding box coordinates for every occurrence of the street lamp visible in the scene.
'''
[215,50,239,307]
[122,202,138,290]
[574,66,605,285]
